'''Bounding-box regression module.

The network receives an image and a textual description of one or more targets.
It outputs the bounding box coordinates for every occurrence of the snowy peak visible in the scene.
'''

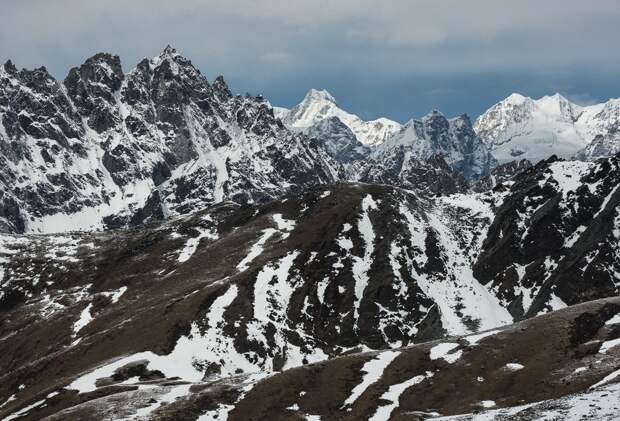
[64,53,125,133]
[504,92,528,105]
[1,59,17,75]
[284,88,344,129]
[280,88,401,147]
[150,45,182,68]
[303,88,337,104]
[475,92,620,162]
[422,109,447,120]
[536,93,581,122]
[212,74,232,102]
[144,45,204,82]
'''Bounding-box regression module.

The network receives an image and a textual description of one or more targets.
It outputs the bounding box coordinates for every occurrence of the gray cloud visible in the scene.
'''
[1,1,619,120]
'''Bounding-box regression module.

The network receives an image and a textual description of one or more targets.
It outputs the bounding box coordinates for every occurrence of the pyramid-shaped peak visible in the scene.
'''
[162,45,179,56]
[147,45,202,78]
[304,88,337,104]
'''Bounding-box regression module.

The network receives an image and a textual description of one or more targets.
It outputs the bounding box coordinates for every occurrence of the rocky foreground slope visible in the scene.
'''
[1,151,620,419]
[126,297,620,421]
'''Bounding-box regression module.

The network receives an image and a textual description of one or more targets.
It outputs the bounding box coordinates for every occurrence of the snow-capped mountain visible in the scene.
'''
[0,47,342,234]
[362,110,496,185]
[279,88,402,147]
[475,93,620,163]
[282,92,492,187]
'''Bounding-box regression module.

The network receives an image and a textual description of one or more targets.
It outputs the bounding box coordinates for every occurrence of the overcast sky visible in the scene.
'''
[2,0,619,122]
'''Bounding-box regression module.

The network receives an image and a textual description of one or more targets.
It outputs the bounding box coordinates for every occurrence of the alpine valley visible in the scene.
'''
[1,47,620,421]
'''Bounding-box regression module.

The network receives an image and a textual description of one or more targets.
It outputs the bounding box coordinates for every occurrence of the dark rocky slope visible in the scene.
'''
[1,164,620,419]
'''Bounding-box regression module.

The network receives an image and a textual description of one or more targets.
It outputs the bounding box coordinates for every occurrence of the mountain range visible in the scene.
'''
[1,47,620,420]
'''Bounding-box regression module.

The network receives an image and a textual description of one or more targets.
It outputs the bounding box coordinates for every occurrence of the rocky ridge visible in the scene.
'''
[0,47,342,234]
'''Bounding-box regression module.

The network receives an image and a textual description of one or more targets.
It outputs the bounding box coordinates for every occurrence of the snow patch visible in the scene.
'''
[430,343,462,364]
[504,363,525,371]
[177,227,218,263]
[368,371,434,421]
[342,351,400,407]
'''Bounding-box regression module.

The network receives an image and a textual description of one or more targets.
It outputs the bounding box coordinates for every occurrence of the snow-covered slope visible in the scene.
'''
[475,93,620,163]
[0,47,342,234]
[364,110,496,183]
[280,88,402,147]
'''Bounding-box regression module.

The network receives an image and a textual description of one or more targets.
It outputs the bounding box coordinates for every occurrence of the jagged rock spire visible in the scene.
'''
[213,75,232,101]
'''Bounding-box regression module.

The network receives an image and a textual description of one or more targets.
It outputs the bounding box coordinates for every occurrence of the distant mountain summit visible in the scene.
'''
[279,88,402,147]
[370,110,496,181]
[475,92,620,163]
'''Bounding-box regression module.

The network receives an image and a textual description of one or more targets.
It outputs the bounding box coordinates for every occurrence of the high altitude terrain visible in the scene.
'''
[1,47,620,420]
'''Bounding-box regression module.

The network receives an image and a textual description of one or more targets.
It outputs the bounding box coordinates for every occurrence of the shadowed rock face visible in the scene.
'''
[359,152,469,195]
[471,158,533,192]
[474,154,620,319]
[364,111,496,185]
[0,174,619,420]
[306,116,369,164]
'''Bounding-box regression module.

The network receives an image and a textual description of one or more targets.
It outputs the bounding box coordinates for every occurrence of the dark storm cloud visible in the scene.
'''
[1,0,619,121]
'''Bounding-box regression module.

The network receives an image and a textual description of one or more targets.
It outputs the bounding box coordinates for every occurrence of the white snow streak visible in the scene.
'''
[430,343,462,364]
[342,351,400,407]
[368,371,434,421]
[177,227,218,263]
[73,303,94,335]
[352,195,378,326]
[237,228,277,272]
[598,338,620,354]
